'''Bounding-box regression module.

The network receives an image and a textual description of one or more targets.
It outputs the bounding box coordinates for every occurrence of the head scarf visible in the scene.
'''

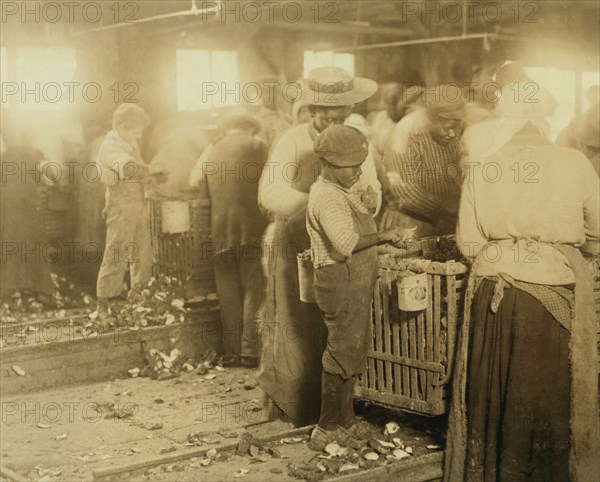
[483,65,556,157]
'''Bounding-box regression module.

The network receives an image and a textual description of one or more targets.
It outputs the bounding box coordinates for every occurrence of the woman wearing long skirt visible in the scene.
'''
[445,78,600,481]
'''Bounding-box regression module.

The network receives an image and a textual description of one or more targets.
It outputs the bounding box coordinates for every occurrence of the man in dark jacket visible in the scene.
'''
[191,113,269,367]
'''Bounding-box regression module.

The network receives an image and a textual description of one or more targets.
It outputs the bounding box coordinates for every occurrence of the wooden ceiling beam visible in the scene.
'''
[140,15,414,39]
[252,21,413,37]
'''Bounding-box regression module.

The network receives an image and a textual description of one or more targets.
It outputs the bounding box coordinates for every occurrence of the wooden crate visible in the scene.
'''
[356,246,600,416]
[355,254,468,416]
[147,197,216,300]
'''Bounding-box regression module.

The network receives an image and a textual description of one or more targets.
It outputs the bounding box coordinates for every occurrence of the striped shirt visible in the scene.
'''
[307,177,370,268]
[383,110,462,223]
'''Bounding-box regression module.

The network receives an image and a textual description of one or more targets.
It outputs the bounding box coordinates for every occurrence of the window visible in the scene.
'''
[524,66,575,141]
[176,49,238,111]
[1,46,7,87]
[13,46,77,111]
[303,50,355,78]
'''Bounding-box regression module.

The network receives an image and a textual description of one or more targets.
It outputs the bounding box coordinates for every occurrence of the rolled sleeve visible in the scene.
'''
[354,146,382,216]
[95,131,138,186]
[96,149,130,186]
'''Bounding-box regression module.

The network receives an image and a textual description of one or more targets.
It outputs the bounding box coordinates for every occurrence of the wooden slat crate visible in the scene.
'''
[147,197,216,300]
[355,254,468,416]
[356,243,600,416]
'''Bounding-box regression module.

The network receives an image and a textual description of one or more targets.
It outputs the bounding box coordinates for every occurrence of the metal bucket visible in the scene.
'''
[396,272,428,311]
[297,250,317,304]
[160,201,191,234]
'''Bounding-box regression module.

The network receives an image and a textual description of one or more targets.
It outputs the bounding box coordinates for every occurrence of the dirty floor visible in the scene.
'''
[0,366,445,482]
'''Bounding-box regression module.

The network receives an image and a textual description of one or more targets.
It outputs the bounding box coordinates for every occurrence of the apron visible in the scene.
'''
[256,124,327,426]
[256,207,327,426]
[313,201,379,379]
[443,244,600,482]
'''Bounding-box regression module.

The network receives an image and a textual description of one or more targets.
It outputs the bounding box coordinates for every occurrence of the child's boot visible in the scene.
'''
[338,376,375,440]
[310,371,362,451]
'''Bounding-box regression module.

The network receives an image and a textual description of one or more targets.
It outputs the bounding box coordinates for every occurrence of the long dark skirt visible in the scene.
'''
[257,211,327,426]
[465,279,571,482]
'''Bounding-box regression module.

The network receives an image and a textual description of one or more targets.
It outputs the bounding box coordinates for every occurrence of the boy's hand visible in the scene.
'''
[148,165,169,184]
[377,227,404,243]
[123,161,149,181]
[152,171,169,184]
[361,185,378,211]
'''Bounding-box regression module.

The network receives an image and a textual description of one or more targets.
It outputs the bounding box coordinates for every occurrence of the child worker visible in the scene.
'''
[95,103,166,327]
[307,125,403,450]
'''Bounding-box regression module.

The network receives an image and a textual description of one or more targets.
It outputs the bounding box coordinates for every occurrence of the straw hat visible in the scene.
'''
[296,67,378,107]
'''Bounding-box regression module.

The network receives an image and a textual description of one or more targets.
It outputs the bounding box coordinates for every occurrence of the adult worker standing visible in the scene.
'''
[190,112,269,367]
[257,67,381,426]
[445,76,599,482]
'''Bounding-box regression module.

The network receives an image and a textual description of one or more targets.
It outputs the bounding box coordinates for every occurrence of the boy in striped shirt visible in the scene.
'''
[307,125,402,450]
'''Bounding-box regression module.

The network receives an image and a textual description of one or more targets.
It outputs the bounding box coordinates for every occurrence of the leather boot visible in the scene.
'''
[339,375,357,429]
[338,375,376,440]
[310,371,363,451]
[317,371,343,431]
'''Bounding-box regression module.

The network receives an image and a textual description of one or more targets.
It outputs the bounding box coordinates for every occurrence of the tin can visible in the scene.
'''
[396,272,428,311]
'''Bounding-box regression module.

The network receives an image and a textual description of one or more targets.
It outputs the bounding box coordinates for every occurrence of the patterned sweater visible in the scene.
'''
[383,110,462,223]
[307,177,371,268]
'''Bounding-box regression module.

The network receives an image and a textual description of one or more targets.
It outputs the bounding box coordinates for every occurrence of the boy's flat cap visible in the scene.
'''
[313,125,369,167]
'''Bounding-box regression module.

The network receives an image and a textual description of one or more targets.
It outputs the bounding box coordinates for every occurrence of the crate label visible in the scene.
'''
[397,272,428,311]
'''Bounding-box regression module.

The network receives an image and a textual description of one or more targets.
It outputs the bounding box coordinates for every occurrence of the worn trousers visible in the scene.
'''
[313,247,378,379]
[213,248,266,358]
[96,200,153,298]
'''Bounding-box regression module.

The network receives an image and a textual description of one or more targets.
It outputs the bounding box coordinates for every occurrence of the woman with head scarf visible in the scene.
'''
[444,69,600,482]
[257,67,381,426]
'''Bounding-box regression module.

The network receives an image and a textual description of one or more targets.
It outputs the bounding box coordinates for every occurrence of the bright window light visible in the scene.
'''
[176,49,239,111]
[1,46,7,85]
[524,67,575,141]
[14,46,76,111]
[1,46,7,109]
[303,51,355,78]
[581,71,600,111]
